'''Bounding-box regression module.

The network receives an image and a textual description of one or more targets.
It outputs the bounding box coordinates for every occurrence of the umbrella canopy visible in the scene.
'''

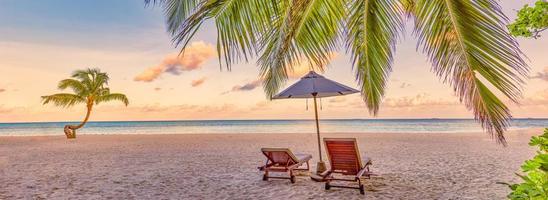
[272,71,359,173]
[272,71,359,99]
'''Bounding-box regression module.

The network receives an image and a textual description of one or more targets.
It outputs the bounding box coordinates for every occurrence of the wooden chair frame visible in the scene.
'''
[322,138,373,195]
[258,148,311,183]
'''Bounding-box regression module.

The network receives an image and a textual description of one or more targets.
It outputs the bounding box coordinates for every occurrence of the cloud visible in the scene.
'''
[220,52,338,95]
[191,77,207,87]
[522,89,548,105]
[135,103,237,114]
[249,101,271,111]
[0,88,5,93]
[231,79,262,92]
[530,67,548,81]
[134,41,216,82]
[399,83,411,88]
[382,93,458,108]
[220,79,263,95]
[0,105,14,113]
[154,87,162,91]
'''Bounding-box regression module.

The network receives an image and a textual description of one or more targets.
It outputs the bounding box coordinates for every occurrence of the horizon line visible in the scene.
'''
[1,117,547,124]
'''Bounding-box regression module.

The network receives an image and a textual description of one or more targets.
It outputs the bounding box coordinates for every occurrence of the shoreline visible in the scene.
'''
[0,127,543,137]
[2,117,548,124]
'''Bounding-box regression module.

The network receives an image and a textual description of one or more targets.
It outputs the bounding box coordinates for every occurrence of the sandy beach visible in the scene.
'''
[0,129,540,199]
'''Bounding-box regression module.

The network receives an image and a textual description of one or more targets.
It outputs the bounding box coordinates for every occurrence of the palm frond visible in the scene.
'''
[211,0,275,68]
[44,68,127,108]
[413,0,528,144]
[71,68,110,94]
[162,0,216,50]
[94,93,129,106]
[58,79,87,95]
[155,0,274,70]
[150,0,530,144]
[345,0,403,114]
[259,0,345,98]
[400,0,416,17]
[41,93,86,108]
[145,0,201,35]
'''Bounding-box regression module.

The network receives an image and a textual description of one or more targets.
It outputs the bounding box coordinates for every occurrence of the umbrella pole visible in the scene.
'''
[313,95,326,173]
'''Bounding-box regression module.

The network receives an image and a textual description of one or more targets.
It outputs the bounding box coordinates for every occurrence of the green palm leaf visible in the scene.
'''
[44,68,128,109]
[346,0,403,114]
[95,93,129,106]
[43,68,129,138]
[58,79,88,95]
[148,0,275,70]
[41,93,86,108]
[149,0,529,143]
[413,0,528,144]
[258,0,345,97]
[211,0,274,67]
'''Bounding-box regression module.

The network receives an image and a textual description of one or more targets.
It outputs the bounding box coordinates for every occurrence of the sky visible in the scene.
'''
[0,0,547,122]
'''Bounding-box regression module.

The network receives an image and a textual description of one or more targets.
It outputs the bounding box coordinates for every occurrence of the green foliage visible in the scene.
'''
[147,0,529,144]
[508,0,548,39]
[42,68,129,107]
[505,128,548,200]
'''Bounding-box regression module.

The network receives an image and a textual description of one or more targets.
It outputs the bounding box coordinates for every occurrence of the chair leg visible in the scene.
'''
[263,170,269,181]
[289,170,296,183]
[358,178,365,195]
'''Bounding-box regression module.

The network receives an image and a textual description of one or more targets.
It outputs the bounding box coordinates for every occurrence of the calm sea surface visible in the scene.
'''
[0,119,547,136]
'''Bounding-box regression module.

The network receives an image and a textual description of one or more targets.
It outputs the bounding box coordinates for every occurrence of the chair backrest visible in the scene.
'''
[261,148,299,166]
[324,138,362,175]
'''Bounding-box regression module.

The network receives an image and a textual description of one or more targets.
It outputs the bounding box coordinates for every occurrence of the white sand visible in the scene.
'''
[0,129,540,199]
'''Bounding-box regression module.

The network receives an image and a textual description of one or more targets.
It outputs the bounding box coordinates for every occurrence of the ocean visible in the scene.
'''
[0,119,547,136]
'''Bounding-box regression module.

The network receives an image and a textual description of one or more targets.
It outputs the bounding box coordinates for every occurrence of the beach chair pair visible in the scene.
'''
[258,138,373,195]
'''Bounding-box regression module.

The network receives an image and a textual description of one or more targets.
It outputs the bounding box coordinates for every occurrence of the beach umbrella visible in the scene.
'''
[272,71,359,173]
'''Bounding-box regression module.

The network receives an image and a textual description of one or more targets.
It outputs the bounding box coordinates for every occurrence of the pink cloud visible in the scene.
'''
[134,41,216,82]
[190,77,207,87]
[231,79,262,92]
[531,67,548,81]
[382,93,458,108]
[0,105,14,113]
[220,52,338,95]
[522,89,548,105]
[135,104,237,114]
[399,83,412,88]
[220,79,262,95]
[249,101,271,111]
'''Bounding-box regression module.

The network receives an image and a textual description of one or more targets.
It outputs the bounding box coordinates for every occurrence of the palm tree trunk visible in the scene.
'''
[64,102,93,139]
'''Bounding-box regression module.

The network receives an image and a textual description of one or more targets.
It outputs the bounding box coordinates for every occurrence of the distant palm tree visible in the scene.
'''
[146,0,529,144]
[42,68,129,139]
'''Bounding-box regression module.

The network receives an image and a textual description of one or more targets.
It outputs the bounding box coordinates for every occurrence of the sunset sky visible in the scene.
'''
[0,0,547,122]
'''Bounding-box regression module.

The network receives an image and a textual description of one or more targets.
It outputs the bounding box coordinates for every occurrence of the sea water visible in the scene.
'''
[0,119,547,136]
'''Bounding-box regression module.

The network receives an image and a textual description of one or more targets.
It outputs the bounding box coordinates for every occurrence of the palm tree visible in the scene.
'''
[42,68,129,139]
[146,0,529,144]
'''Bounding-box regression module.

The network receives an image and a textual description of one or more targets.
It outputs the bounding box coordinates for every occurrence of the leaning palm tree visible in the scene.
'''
[42,68,129,139]
[147,0,528,144]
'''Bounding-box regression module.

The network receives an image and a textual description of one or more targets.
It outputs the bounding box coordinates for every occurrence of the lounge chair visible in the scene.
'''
[258,148,312,183]
[321,138,373,195]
